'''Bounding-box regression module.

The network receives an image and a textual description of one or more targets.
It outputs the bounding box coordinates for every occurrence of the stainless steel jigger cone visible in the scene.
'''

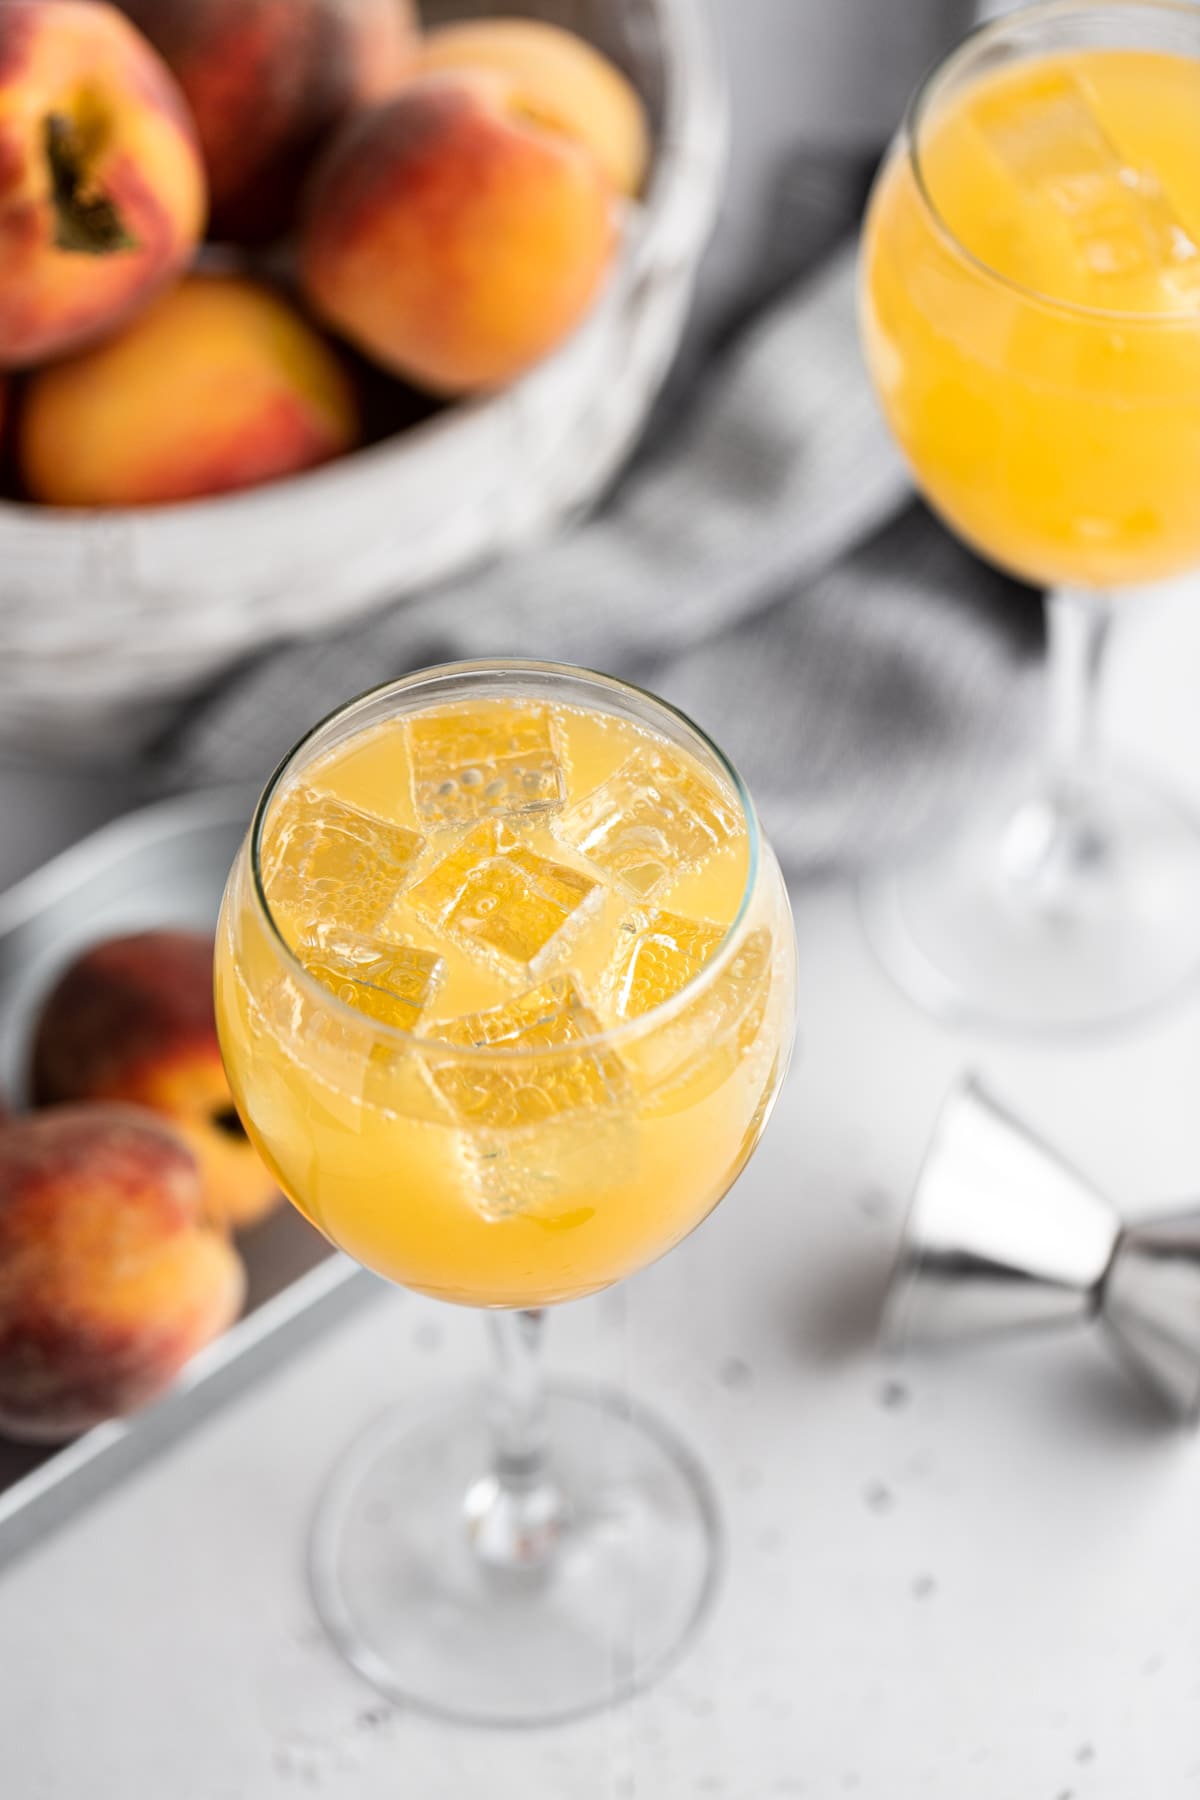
[883,1079,1200,1421]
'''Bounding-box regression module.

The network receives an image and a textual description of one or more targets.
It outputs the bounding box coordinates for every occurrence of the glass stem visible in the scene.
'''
[489,1307,551,1475]
[465,1309,569,1572]
[1005,586,1115,907]
[1045,586,1112,810]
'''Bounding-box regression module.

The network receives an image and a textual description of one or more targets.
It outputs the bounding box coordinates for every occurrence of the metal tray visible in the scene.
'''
[0,788,374,1571]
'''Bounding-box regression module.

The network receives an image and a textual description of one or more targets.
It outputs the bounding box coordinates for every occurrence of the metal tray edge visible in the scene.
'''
[0,787,380,1575]
[0,1259,379,1574]
[0,785,257,939]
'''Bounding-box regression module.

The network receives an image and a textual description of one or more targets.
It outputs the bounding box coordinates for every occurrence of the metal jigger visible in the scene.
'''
[883,1079,1200,1421]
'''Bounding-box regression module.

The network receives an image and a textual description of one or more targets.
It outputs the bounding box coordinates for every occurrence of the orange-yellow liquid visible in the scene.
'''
[215,697,793,1307]
[863,47,1200,589]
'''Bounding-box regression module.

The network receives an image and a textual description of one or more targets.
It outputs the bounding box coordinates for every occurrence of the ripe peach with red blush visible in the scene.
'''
[19,275,358,507]
[31,928,280,1228]
[419,17,650,198]
[0,0,206,368]
[0,1105,244,1443]
[118,0,418,242]
[300,70,618,395]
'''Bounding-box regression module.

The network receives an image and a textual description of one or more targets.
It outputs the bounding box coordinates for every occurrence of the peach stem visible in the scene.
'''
[44,112,136,255]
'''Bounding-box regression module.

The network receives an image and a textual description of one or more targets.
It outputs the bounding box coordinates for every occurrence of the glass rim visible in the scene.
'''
[905,0,1200,327]
[247,658,767,1060]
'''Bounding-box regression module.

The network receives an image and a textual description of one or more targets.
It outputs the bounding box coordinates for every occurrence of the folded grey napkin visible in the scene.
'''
[163,247,1044,874]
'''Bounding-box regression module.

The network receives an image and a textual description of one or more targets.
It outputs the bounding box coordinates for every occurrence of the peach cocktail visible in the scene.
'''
[859,1,1200,1032]
[215,661,796,1727]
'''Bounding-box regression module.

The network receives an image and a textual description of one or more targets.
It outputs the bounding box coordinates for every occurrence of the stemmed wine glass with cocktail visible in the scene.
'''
[860,0,1200,1030]
[215,659,796,1727]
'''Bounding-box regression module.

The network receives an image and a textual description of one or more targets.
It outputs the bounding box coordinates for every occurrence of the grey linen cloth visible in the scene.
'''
[163,248,1044,874]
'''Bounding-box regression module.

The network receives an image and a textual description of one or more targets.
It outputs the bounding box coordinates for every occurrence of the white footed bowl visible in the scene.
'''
[0,0,726,759]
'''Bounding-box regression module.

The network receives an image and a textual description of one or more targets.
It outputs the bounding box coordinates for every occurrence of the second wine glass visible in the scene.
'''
[859,0,1200,1032]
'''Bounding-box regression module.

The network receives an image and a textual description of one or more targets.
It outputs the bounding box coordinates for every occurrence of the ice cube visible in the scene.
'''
[264,788,425,937]
[556,745,743,899]
[976,70,1200,303]
[430,976,634,1221]
[257,966,454,1123]
[632,926,775,1113]
[408,821,600,969]
[603,908,726,1020]
[430,975,628,1126]
[408,702,564,826]
[298,926,443,1031]
[465,1113,634,1224]
[360,1044,460,1126]
[255,969,363,1074]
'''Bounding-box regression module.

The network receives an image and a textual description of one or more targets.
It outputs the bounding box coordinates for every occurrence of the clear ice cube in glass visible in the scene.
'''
[632,926,775,1109]
[429,977,633,1219]
[556,746,742,899]
[409,821,600,970]
[264,789,425,937]
[603,908,727,1021]
[299,926,444,1032]
[408,703,565,827]
[975,68,1200,302]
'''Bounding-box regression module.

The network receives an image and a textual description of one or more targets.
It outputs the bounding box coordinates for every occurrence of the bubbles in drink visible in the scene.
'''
[429,976,629,1126]
[975,69,1200,303]
[264,789,425,936]
[634,926,774,1110]
[465,1114,633,1223]
[408,702,565,826]
[408,820,601,971]
[428,976,633,1217]
[557,744,744,899]
[603,909,726,1020]
[299,926,444,1031]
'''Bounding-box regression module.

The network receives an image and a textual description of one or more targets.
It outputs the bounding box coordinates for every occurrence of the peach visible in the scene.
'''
[119,0,418,242]
[0,0,206,368]
[0,1105,244,1443]
[420,18,650,199]
[31,930,280,1230]
[19,274,359,506]
[300,70,618,395]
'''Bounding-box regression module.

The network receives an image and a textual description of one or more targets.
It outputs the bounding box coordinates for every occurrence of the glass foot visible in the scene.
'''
[309,1384,721,1728]
[860,767,1200,1034]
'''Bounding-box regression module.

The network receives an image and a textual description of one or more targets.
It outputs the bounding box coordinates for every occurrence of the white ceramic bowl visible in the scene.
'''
[0,0,726,759]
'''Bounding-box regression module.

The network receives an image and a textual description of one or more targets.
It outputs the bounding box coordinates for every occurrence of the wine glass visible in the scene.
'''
[859,0,1200,1030]
[214,659,796,1726]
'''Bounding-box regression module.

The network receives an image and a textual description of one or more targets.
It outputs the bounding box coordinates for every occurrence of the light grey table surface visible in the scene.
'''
[3,581,1200,1798]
